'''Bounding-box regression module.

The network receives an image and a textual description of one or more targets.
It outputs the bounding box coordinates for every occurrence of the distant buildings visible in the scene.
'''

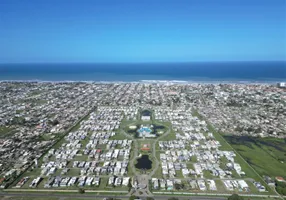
[141,116,150,121]
[277,82,286,88]
[0,82,283,194]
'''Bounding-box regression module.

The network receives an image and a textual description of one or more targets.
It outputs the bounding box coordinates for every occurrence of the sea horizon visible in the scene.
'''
[0,61,285,83]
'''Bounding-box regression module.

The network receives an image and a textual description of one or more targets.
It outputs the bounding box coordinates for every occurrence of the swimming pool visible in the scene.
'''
[138,127,152,133]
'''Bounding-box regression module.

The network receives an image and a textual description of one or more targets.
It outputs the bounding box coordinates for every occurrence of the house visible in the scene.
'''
[86,177,94,186]
[122,177,130,186]
[77,176,86,187]
[108,176,114,186]
[189,180,198,189]
[207,180,217,191]
[197,180,206,191]
[276,177,286,182]
[29,177,42,188]
[44,177,55,188]
[67,177,77,186]
[166,179,173,190]
[141,116,150,121]
[60,177,71,187]
[53,176,61,187]
[160,179,166,190]
[115,177,122,186]
[182,168,189,177]
[152,178,159,190]
[264,176,275,186]
[254,182,266,192]
[93,177,100,186]
[238,180,249,191]
[223,180,234,191]
[16,177,29,188]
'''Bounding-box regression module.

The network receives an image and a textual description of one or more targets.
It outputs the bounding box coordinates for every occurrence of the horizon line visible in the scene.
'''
[0,60,286,65]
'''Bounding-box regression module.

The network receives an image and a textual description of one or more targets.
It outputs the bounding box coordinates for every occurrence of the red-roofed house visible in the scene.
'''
[276,177,286,182]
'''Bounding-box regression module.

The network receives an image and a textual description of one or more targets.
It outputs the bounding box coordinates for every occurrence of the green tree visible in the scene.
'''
[128,179,132,188]
[128,181,132,192]
[276,180,286,195]
[228,194,243,200]
[78,188,85,194]
[129,195,139,200]
[168,198,179,200]
[174,183,185,190]
[174,183,180,190]
[146,198,154,200]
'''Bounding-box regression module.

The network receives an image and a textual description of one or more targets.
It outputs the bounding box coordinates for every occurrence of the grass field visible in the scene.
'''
[152,164,163,179]
[224,136,286,179]
[158,130,176,141]
[110,131,130,140]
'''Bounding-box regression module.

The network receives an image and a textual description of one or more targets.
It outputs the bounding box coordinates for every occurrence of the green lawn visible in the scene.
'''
[0,126,14,135]
[203,171,214,179]
[247,198,279,200]
[4,197,59,200]
[110,131,129,140]
[127,142,135,176]
[175,170,185,179]
[35,99,48,105]
[119,119,137,128]
[153,120,172,127]
[19,98,48,105]
[158,130,176,141]
[246,180,260,194]
[15,110,24,114]
[29,90,43,96]
[67,168,80,176]
[214,180,228,193]
[224,136,286,179]
[152,164,163,179]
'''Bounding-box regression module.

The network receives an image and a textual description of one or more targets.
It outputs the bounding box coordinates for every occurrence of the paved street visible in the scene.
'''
[0,191,228,200]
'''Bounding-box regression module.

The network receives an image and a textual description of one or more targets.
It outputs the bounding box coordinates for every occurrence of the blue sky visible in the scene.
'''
[0,0,285,63]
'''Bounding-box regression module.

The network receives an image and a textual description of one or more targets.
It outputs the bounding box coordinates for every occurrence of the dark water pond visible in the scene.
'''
[135,155,152,170]
[141,110,151,116]
[153,125,165,130]
[224,135,286,152]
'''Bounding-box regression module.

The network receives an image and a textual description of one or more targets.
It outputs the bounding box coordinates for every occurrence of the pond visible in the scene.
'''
[141,110,151,116]
[152,124,166,135]
[135,155,152,170]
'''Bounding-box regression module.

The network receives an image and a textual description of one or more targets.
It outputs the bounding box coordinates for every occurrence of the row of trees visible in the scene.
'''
[276,180,286,195]
[167,195,243,200]
[166,197,243,200]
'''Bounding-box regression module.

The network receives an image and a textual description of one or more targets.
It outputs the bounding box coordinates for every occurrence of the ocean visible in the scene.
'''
[0,61,285,82]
